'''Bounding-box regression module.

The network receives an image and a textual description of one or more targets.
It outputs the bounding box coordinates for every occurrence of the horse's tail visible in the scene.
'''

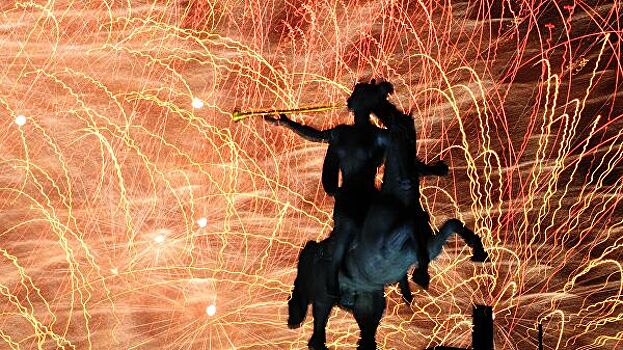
[288,240,318,328]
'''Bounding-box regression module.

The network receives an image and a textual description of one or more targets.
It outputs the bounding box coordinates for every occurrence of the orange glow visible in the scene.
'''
[0,1,621,349]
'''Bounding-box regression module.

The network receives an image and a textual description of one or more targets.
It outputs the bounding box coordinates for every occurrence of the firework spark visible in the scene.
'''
[0,0,621,349]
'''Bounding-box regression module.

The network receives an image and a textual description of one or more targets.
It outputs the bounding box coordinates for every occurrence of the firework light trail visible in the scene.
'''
[0,0,621,349]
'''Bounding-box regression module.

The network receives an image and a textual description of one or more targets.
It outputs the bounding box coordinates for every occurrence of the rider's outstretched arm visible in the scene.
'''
[415,159,449,177]
[265,114,333,143]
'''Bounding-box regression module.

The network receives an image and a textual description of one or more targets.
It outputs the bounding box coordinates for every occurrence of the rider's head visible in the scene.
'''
[347,79,393,125]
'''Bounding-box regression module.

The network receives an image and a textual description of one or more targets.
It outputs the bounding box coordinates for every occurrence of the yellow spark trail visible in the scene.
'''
[0,1,621,349]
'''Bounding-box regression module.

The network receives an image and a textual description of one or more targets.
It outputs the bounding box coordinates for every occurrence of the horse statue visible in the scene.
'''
[287,81,489,350]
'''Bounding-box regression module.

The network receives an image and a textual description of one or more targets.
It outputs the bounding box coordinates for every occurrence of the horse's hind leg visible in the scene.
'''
[429,219,489,262]
[353,290,385,350]
[308,301,332,350]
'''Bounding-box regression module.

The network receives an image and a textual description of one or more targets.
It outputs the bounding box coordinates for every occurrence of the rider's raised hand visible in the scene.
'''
[263,113,287,125]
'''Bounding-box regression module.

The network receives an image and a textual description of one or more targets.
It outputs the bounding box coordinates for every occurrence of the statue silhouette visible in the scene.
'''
[265,81,410,303]
[285,80,489,350]
[368,88,447,289]
[265,81,442,303]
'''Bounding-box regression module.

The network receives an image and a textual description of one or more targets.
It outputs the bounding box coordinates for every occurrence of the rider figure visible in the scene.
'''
[264,82,390,301]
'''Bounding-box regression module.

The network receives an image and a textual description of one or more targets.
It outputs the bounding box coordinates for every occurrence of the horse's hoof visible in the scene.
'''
[308,340,329,350]
[357,340,377,350]
[308,346,329,350]
[471,248,489,263]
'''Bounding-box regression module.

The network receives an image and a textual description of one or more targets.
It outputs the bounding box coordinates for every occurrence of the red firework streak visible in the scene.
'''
[0,1,620,349]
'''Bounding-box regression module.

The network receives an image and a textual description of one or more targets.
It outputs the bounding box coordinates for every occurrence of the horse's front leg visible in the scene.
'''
[429,219,489,263]
[353,289,385,350]
[308,301,332,350]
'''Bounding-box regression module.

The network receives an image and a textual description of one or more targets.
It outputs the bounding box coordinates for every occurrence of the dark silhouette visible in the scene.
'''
[538,322,543,350]
[286,81,488,350]
[265,81,420,305]
[368,89,446,289]
[472,305,494,350]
